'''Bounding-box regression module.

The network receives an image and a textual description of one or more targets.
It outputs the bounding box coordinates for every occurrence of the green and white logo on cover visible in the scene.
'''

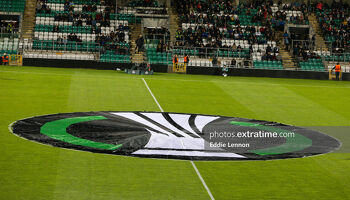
[10,112,340,160]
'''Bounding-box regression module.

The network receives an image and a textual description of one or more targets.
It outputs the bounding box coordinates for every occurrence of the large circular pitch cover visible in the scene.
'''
[10,112,341,160]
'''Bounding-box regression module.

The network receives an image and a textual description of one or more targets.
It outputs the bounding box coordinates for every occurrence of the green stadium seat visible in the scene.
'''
[0,0,26,12]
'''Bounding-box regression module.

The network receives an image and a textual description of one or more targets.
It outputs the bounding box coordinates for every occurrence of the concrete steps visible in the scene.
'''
[276,31,297,69]
[168,8,179,43]
[130,24,145,63]
[21,0,37,39]
[308,13,328,51]
[280,49,297,69]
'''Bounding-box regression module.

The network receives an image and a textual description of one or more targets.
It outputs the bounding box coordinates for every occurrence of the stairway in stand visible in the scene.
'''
[280,49,297,69]
[309,13,328,51]
[21,0,37,39]
[167,4,180,72]
[276,31,297,70]
[130,24,144,63]
[168,6,179,44]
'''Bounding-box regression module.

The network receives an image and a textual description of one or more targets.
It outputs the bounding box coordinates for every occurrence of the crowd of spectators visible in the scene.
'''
[55,34,81,43]
[37,0,117,28]
[174,0,311,54]
[156,41,168,53]
[273,0,309,28]
[36,0,130,54]
[37,0,52,14]
[0,21,19,34]
[53,31,129,55]
[54,27,129,46]
[293,44,322,62]
[262,52,279,61]
[101,42,129,55]
[53,12,114,28]
[144,28,170,40]
[316,1,350,51]
[175,24,275,48]
[33,0,350,63]
[96,30,127,45]
[260,44,280,61]
[174,0,280,54]
[143,27,170,53]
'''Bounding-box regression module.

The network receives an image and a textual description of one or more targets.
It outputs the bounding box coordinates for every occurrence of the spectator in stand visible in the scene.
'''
[6,23,12,33]
[76,17,83,26]
[36,1,42,12]
[266,45,272,54]
[272,53,278,61]
[231,58,236,67]
[316,2,323,11]
[212,55,218,67]
[135,35,144,53]
[156,43,162,52]
[63,37,68,45]
[57,36,63,44]
[283,31,290,50]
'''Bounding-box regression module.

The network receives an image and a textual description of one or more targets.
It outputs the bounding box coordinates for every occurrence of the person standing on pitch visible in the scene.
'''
[173,54,179,70]
[332,63,342,80]
[2,53,9,65]
[184,54,189,68]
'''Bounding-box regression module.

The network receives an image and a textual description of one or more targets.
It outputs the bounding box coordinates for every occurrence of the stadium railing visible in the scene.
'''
[21,39,131,63]
[25,39,102,52]
[146,45,284,70]
[116,6,168,23]
[0,28,20,38]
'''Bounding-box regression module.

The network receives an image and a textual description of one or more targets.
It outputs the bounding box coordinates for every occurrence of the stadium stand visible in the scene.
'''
[145,27,171,64]
[0,38,19,55]
[0,0,24,58]
[282,1,350,72]
[314,1,350,63]
[316,4,349,51]
[125,1,168,64]
[173,0,286,68]
[0,0,348,76]
[299,58,324,71]
[23,0,170,64]
[26,0,131,62]
[0,17,20,38]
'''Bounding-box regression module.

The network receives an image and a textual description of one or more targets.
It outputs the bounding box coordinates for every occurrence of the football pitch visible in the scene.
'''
[1,66,350,200]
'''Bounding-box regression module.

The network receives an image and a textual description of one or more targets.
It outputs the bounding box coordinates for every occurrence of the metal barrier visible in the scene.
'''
[21,39,132,63]
[171,46,252,59]
[22,39,104,53]
[22,39,131,53]
[15,37,350,71]
[0,28,20,38]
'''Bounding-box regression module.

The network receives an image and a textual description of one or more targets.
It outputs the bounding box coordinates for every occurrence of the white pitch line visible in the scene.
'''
[141,77,215,200]
[191,161,215,200]
[142,78,164,112]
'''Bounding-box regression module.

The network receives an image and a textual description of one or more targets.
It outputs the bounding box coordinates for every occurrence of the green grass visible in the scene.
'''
[1,66,350,200]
